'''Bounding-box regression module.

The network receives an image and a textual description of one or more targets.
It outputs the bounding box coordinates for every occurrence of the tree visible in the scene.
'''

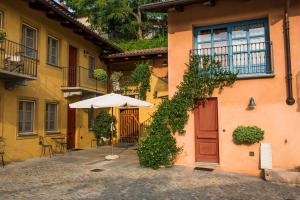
[93,112,116,144]
[65,0,166,40]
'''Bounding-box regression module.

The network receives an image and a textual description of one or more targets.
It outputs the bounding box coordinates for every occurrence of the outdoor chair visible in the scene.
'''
[4,53,24,73]
[0,138,5,168]
[39,136,53,158]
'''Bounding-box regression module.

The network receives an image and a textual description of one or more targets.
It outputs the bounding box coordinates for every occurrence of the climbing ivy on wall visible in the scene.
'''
[130,62,151,100]
[137,55,238,169]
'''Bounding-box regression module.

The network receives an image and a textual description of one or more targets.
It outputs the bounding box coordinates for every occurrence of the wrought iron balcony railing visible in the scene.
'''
[0,39,38,78]
[191,41,273,76]
[62,66,107,94]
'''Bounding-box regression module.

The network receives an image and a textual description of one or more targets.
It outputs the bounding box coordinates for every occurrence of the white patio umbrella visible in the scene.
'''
[69,93,153,160]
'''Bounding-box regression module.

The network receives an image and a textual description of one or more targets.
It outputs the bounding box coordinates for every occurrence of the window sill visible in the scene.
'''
[47,63,62,69]
[237,73,275,80]
[17,133,38,140]
[45,131,61,135]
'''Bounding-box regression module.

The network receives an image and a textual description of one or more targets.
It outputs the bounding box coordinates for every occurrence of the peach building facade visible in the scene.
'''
[143,0,300,175]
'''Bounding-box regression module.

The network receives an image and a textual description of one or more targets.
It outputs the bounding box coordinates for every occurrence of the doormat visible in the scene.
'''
[194,167,214,172]
[90,168,105,172]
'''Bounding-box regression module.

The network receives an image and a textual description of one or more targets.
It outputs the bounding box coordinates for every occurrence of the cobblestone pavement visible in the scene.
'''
[0,146,299,200]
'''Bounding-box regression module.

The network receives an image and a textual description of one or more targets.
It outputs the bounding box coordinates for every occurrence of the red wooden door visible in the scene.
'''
[195,98,219,163]
[68,46,77,87]
[120,108,139,143]
[67,107,76,149]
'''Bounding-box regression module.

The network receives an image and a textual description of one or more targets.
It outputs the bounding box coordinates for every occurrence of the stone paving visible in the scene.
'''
[0,146,299,200]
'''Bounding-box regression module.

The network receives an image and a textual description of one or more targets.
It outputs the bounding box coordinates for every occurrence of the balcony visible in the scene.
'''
[191,41,274,78]
[61,66,107,98]
[0,39,38,88]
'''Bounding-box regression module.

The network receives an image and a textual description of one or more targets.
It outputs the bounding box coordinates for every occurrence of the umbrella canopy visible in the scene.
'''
[69,93,153,109]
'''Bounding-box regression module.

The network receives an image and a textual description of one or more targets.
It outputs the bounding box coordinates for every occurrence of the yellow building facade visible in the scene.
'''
[0,0,168,162]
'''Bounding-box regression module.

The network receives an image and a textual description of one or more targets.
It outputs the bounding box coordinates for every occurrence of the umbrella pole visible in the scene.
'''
[111,107,114,155]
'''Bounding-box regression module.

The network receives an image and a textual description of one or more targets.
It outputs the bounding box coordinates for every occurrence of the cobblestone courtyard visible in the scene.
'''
[0,146,299,200]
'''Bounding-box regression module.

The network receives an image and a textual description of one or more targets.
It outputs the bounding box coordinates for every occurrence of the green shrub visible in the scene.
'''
[112,36,167,51]
[93,112,116,141]
[137,132,182,169]
[110,71,123,81]
[93,68,107,80]
[131,63,151,100]
[0,30,6,42]
[233,126,264,145]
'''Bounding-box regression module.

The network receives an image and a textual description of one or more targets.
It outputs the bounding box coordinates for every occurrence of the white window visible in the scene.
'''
[0,11,4,29]
[45,102,58,132]
[47,36,59,66]
[22,24,37,58]
[18,100,35,134]
[89,56,95,78]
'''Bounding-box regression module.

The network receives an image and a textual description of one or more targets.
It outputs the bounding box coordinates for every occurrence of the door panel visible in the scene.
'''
[195,98,219,163]
[68,46,77,87]
[120,108,139,143]
[67,107,76,149]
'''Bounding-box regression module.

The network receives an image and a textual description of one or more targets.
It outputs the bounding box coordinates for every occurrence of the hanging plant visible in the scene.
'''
[233,126,264,145]
[0,30,6,43]
[110,71,123,92]
[131,62,151,100]
[93,68,107,80]
[137,55,238,169]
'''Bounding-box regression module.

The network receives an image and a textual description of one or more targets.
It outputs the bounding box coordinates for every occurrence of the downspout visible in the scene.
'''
[284,0,295,105]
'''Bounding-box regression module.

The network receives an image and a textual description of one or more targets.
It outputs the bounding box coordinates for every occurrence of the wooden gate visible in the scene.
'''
[119,108,139,143]
[194,98,219,163]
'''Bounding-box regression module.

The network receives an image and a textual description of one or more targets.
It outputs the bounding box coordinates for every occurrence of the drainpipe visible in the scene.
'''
[284,0,295,105]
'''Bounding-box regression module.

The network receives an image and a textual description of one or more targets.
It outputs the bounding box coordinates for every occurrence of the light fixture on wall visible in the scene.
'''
[248,97,256,110]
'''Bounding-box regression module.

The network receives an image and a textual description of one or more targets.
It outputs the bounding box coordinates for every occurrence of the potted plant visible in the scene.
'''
[0,29,6,43]
[110,71,123,92]
[0,30,6,43]
[93,68,107,81]
[92,111,116,146]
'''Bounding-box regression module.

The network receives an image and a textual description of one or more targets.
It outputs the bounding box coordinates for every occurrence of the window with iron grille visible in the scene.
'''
[89,56,96,78]
[45,103,58,132]
[194,18,271,75]
[22,24,37,59]
[18,100,35,134]
[47,35,59,66]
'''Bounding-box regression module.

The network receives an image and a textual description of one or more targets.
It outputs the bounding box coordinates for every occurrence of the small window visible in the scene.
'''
[18,100,35,134]
[22,24,37,58]
[0,11,4,29]
[88,56,96,78]
[47,36,59,66]
[45,103,58,132]
[88,107,94,130]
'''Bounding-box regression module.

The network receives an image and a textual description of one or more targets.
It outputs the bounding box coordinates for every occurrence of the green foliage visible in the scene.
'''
[137,55,237,169]
[93,112,115,140]
[0,30,6,42]
[93,68,107,80]
[113,36,167,51]
[137,132,182,169]
[65,0,166,40]
[110,71,123,81]
[130,63,151,100]
[233,126,264,145]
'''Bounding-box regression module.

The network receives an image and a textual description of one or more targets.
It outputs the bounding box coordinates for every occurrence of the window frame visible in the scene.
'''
[0,11,4,29]
[88,107,94,130]
[193,18,271,75]
[88,55,96,79]
[21,23,38,59]
[47,35,60,67]
[18,100,35,135]
[45,102,58,133]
